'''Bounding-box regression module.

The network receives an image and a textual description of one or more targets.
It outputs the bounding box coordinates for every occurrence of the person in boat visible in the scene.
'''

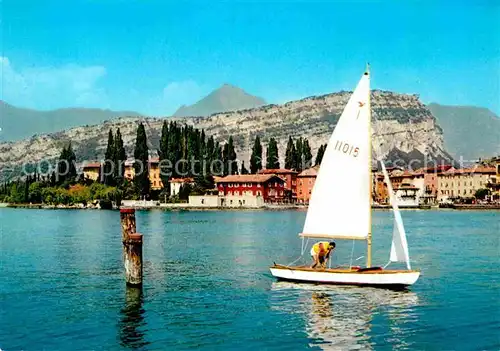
[310,241,336,269]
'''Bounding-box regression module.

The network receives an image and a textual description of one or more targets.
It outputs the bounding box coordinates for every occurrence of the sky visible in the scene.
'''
[1,0,499,115]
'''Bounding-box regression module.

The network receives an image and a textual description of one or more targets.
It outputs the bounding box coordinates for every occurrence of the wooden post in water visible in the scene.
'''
[120,208,143,286]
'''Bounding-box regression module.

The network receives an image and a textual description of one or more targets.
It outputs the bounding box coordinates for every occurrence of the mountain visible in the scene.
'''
[173,84,266,117]
[1,90,454,181]
[427,103,500,161]
[0,101,141,142]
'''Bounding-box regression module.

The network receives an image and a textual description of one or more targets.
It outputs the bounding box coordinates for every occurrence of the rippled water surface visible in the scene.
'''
[1,209,499,350]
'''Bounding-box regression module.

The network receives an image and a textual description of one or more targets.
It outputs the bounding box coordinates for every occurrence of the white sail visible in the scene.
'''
[380,162,412,270]
[302,71,371,239]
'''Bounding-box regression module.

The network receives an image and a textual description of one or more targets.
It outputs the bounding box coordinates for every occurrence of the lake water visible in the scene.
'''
[0,208,499,350]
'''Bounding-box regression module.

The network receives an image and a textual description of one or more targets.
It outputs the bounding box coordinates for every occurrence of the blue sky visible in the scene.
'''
[1,0,499,115]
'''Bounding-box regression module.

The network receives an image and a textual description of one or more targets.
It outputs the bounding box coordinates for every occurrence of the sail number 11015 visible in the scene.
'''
[333,140,359,157]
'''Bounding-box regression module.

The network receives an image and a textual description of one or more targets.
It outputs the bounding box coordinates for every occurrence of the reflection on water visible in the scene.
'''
[119,286,149,349]
[271,282,419,350]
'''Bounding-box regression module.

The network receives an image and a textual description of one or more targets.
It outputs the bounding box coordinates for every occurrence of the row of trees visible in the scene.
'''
[1,120,330,203]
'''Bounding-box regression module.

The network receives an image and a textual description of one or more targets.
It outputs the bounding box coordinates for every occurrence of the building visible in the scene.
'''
[148,158,163,190]
[82,162,101,181]
[486,157,500,200]
[216,174,286,202]
[124,160,135,181]
[258,168,298,199]
[437,166,496,201]
[170,177,194,196]
[394,183,419,208]
[123,158,164,190]
[373,172,389,204]
[297,167,319,203]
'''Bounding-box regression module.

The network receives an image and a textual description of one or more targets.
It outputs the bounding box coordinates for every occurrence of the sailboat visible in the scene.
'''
[270,67,420,288]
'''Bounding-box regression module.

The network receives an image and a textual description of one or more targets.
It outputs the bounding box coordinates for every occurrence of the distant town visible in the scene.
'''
[1,122,499,210]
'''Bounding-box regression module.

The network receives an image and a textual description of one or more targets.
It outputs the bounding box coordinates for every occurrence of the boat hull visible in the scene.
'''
[270,265,420,288]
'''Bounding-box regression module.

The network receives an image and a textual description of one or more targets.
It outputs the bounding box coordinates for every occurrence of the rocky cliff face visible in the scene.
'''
[0,90,453,180]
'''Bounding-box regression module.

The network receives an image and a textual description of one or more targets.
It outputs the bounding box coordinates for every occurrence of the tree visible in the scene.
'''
[224,136,238,175]
[133,123,150,198]
[315,144,327,166]
[56,143,77,185]
[158,121,171,193]
[474,188,490,200]
[284,136,296,170]
[114,128,127,184]
[240,161,249,175]
[294,137,303,171]
[302,139,313,169]
[103,129,115,186]
[250,136,263,174]
[266,137,280,169]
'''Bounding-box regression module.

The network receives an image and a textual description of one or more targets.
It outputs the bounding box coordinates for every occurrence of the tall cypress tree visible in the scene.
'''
[303,139,313,169]
[250,136,263,174]
[315,144,327,166]
[114,128,126,184]
[294,137,303,171]
[133,123,150,197]
[285,136,296,170]
[159,121,171,189]
[227,136,238,175]
[266,138,280,169]
[66,142,77,181]
[240,161,249,175]
[56,145,68,185]
[103,129,115,185]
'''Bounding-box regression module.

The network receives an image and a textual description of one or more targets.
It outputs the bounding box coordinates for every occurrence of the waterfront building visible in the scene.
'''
[257,169,298,199]
[437,166,496,201]
[297,166,319,203]
[373,172,389,204]
[82,162,101,181]
[486,157,500,200]
[188,194,265,208]
[216,174,285,202]
[170,177,194,196]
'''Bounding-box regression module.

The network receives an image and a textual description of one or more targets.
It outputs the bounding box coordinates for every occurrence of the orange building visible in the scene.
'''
[258,168,298,199]
[297,166,319,203]
[373,172,389,204]
[149,158,163,190]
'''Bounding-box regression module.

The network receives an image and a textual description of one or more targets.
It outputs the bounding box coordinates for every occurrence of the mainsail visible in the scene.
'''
[380,162,412,269]
[302,71,371,239]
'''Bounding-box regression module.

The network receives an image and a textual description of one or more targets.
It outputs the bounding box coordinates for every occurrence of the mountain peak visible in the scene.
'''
[173,84,266,117]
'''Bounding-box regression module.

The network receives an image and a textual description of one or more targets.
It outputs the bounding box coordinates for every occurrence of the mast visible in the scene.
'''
[366,63,372,268]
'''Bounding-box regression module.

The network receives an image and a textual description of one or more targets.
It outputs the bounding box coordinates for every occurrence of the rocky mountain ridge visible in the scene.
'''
[0,90,453,180]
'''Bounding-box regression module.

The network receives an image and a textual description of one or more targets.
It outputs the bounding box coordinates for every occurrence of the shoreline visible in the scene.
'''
[2,203,499,211]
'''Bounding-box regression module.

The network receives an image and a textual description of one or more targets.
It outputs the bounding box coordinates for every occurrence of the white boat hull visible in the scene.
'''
[270,265,420,288]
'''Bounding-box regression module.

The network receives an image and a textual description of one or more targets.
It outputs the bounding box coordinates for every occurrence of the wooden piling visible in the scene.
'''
[120,208,143,286]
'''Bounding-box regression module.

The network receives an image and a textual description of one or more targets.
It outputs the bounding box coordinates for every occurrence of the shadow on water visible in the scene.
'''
[118,286,149,349]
